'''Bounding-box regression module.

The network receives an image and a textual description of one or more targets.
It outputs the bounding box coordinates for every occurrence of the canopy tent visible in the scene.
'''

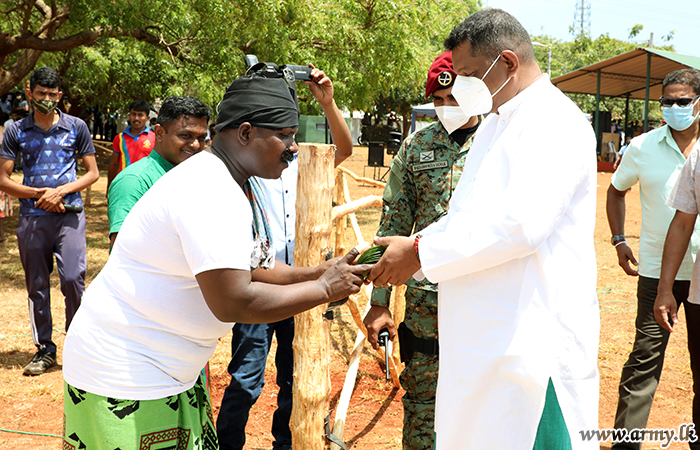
[551,47,700,135]
[410,102,437,133]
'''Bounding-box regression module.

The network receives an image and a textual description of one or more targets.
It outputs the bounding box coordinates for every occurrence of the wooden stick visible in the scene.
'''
[84,185,92,207]
[336,165,386,188]
[329,301,372,450]
[291,143,336,450]
[334,171,347,258]
[331,195,383,222]
[346,284,369,337]
[391,285,407,377]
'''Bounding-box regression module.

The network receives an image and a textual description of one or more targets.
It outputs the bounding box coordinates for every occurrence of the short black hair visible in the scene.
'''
[30,67,61,91]
[128,100,151,114]
[663,69,700,96]
[157,96,210,130]
[444,9,535,64]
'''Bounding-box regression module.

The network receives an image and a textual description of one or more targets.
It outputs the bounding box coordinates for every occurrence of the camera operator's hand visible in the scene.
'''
[305,64,334,108]
[303,64,353,167]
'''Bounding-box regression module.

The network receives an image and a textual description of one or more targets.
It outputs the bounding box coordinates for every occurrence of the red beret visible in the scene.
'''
[425,51,456,98]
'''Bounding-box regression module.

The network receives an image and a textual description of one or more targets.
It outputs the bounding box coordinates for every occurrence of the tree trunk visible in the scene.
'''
[291,143,336,450]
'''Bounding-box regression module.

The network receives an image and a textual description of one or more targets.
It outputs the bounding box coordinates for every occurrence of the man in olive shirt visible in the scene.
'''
[108,97,209,250]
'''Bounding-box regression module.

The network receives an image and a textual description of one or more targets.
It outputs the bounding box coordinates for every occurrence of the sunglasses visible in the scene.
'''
[658,95,699,107]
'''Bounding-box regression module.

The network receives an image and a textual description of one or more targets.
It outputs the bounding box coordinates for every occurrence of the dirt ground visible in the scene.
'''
[0,146,695,449]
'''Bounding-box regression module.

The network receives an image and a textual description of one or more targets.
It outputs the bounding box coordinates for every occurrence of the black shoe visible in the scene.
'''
[22,349,57,376]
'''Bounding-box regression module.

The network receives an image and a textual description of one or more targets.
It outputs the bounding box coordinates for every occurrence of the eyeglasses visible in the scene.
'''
[658,95,699,107]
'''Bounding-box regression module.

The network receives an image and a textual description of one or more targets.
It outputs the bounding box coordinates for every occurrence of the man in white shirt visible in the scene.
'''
[608,68,700,450]
[367,9,599,449]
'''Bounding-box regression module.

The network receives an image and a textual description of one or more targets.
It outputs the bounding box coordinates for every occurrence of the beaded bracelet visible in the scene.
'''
[414,234,423,262]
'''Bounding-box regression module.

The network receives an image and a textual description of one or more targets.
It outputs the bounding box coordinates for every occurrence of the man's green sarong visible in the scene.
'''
[63,372,217,449]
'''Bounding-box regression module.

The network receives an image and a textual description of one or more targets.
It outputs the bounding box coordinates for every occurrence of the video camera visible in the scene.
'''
[244,55,312,83]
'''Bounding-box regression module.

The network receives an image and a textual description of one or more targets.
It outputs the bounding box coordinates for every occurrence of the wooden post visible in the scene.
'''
[329,299,372,450]
[291,143,336,450]
[84,185,92,207]
[334,171,347,258]
[391,285,407,376]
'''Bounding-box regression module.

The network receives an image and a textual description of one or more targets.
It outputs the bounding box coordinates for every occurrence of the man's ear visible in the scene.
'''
[154,123,165,141]
[501,50,520,76]
[237,123,253,145]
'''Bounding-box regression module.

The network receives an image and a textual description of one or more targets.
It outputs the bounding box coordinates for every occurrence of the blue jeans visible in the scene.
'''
[216,318,294,450]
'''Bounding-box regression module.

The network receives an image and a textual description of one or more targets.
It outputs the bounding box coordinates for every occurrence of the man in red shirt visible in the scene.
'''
[107,100,155,193]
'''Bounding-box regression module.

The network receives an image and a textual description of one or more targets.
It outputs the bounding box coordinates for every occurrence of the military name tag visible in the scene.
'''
[413,160,448,172]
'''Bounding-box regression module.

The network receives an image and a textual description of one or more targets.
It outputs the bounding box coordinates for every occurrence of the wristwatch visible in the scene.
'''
[611,234,626,246]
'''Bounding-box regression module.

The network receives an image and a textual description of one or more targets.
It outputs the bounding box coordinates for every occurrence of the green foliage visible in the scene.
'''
[0,0,680,130]
[356,245,387,265]
[531,32,675,124]
[628,24,644,39]
[2,0,480,122]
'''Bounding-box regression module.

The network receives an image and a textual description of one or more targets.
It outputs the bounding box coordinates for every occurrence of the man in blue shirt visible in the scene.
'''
[0,66,99,376]
[216,66,353,450]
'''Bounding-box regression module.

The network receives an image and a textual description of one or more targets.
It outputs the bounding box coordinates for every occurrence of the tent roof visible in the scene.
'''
[412,102,437,118]
[551,48,700,100]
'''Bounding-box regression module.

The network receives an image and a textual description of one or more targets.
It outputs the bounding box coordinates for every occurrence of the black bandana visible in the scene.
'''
[216,76,299,133]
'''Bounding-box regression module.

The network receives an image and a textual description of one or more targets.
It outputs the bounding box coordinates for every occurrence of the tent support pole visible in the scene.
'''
[624,94,630,140]
[644,52,651,133]
[595,69,601,155]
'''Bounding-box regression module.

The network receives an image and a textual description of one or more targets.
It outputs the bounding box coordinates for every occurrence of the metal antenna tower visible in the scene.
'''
[572,0,591,38]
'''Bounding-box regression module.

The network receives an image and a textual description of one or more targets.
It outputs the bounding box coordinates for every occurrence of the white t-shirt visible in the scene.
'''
[64,151,253,400]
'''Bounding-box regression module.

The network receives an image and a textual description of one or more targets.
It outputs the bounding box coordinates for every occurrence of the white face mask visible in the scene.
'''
[434,105,471,134]
[452,53,512,117]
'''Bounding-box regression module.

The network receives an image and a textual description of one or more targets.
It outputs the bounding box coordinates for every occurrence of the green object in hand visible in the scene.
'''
[356,245,387,265]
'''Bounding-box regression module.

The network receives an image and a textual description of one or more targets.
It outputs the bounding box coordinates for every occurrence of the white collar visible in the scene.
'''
[496,74,551,120]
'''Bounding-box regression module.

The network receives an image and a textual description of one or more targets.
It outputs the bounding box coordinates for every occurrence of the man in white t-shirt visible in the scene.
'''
[62,70,372,450]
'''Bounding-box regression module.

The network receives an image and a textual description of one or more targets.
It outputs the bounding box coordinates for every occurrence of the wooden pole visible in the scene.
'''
[336,165,386,188]
[334,171,347,259]
[291,143,336,450]
[329,299,372,450]
[331,195,383,223]
[391,285,407,377]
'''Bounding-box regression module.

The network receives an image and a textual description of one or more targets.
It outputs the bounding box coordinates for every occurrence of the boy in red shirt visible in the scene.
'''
[107,100,155,192]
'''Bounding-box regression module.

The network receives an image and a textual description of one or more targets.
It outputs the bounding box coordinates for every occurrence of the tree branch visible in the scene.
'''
[3,26,183,58]
[22,0,39,33]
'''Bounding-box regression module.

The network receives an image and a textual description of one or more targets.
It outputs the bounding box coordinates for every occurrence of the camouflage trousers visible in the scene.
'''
[400,288,438,450]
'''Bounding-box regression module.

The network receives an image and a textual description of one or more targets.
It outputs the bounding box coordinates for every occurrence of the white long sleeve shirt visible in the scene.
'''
[418,75,599,449]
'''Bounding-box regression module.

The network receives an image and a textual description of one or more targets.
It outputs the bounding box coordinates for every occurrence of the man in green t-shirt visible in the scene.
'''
[108,96,210,251]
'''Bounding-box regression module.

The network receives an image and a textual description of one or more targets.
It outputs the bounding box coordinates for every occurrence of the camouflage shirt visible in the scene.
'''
[371,120,475,307]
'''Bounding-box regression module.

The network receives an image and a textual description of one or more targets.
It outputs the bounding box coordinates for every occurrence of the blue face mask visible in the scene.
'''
[663,100,700,131]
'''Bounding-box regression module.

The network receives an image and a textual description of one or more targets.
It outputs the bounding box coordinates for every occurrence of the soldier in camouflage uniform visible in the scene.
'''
[364,51,481,450]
